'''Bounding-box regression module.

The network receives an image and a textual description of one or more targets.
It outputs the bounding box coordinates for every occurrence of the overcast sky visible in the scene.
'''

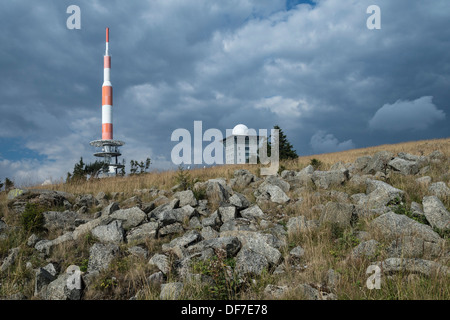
[0,0,449,185]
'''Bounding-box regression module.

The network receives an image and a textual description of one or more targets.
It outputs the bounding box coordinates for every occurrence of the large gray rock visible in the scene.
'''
[72,216,113,241]
[35,240,54,256]
[365,179,404,208]
[351,156,372,172]
[173,190,198,207]
[42,211,79,232]
[287,216,318,234]
[0,220,7,234]
[351,240,380,259]
[230,169,256,189]
[42,263,58,277]
[370,212,442,244]
[158,222,184,237]
[297,165,315,176]
[186,236,241,258]
[74,194,98,209]
[326,269,341,289]
[410,201,425,217]
[228,192,250,209]
[201,226,219,240]
[9,189,72,214]
[7,188,28,200]
[219,230,282,265]
[189,216,202,229]
[264,284,289,299]
[172,205,197,223]
[64,265,84,300]
[160,282,184,300]
[350,193,368,206]
[218,206,237,223]
[363,151,394,174]
[95,191,107,202]
[149,254,171,275]
[54,232,74,246]
[397,152,427,164]
[145,196,170,210]
[121,196,143,209]
[311,169,349,189]
[101,202,120,217]
[87,243,119,273]
[126,222,159,242]
[297,283,337,300]
[35,267,56,297]
[386,236,441,259]
[26,233,40,247]
[416,176,432,186]
[262,176,290,193]
[428,150,445,162]
[91,220,124,244]
[219,218,259,232]
[256,184,290,204]
[44,273,70,300]
[265,224,288,243]
[154,209,178,227]
[422,196,450,231]
[141,202,156,214]
[282,165,314,189]
[240,205,265,220]
[34,232,74,256]
[201,211,221,228]
[285,174,313,189]
[319,202,356,228]
[0,247,20,272]
[148,271,165,288]
[349,174,373,188]
[375,258,449,277]
[388,157,419,175]
[289,246,305,259]
[43,266,83,301]
[128,246,148,259]
[109,207,146,230]
[149,199,179,220]
[281,170,296,179]
[162,230,202,257]
[330,161,347,171]
[204,179,232,203]
[428,182,450,199]
[235,247,269,277]
[196,200,210,216]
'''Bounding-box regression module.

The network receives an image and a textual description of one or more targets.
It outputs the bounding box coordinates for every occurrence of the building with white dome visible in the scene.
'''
[232,124,249,136]
[221,124,261,164]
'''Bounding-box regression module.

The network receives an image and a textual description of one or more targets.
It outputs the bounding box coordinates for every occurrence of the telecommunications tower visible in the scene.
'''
[90,27,125,175]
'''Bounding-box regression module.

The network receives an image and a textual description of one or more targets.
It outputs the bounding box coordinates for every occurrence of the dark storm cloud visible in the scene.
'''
[0,0,449,184]
[369,96,446,132]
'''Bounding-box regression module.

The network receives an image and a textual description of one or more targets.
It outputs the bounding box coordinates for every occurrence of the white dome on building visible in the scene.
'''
[232,124,249,136]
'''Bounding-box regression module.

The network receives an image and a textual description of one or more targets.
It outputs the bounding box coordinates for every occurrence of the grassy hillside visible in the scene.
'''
[0,137,449,300]
[24,137,450,196]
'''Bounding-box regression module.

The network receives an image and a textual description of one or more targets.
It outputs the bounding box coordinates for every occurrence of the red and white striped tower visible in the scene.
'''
[102,27,113,140]
[90,27,125,176]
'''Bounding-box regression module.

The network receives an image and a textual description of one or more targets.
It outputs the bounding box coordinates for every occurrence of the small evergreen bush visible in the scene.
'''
[20,203,45,233]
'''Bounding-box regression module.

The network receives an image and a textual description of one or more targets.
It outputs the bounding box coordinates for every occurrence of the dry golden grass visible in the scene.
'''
[27,137,448,197]
[292,137,450,170]
[34,164,259,197]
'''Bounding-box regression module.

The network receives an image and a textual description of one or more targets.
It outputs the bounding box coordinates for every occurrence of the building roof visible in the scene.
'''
[220,124,261,144]
[232,124,249,136]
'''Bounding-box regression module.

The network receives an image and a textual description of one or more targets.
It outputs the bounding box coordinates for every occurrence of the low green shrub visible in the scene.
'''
[20,203,45,233]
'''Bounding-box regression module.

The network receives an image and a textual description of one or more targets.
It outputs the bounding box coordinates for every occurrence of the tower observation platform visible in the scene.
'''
[90,139,125,175]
